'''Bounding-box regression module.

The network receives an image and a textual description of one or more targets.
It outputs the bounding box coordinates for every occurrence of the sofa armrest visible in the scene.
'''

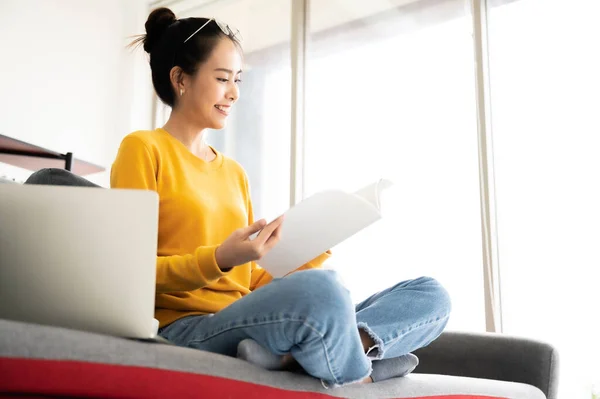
[412,331,559,399]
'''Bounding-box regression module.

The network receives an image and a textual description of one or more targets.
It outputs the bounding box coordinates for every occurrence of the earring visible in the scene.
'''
[180,89,184,97]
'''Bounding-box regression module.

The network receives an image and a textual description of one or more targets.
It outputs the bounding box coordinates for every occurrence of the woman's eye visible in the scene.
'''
[235,79,242,84]
[217,78,228,82]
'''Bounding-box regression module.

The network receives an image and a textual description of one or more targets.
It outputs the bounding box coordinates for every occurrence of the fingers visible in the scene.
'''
[264,221,283,248]
[241,219,267,237]
[255,215,284,244]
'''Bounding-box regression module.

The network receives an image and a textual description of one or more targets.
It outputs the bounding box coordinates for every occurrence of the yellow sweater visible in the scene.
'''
[110,128,330,328]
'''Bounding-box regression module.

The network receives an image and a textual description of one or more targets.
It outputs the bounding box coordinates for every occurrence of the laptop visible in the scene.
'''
[0,183,166,342]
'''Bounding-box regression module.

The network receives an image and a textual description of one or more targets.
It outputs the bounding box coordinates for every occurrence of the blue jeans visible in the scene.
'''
[158,269,451,387]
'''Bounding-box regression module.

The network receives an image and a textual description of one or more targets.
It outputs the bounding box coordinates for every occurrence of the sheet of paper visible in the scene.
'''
[257,179,392,278]
[354,179,393,209]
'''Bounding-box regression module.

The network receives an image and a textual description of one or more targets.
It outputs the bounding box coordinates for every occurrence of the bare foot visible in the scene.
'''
[361,376,374,384]
[359,328,376,353]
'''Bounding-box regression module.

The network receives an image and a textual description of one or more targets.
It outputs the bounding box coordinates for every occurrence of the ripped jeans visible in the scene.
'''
[158,269,451,388]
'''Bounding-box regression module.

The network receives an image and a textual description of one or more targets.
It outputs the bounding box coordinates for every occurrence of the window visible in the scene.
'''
[488,0,600,396]
[305,0,485,332]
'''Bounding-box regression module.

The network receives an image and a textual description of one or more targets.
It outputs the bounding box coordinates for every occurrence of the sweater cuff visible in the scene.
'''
[310,250,332,267]
[294,250,333,273]
[195,245,231,283]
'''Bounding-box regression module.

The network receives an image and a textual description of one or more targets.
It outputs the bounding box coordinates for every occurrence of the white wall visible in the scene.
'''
[0,0,152,186]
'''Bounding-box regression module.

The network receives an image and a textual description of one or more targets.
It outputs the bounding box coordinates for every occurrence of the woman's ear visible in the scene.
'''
[169,66,186,97]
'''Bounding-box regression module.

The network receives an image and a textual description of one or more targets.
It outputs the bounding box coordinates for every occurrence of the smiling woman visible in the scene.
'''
[162,37,242,145]
[108,5,452,390]
[130,8,244,155]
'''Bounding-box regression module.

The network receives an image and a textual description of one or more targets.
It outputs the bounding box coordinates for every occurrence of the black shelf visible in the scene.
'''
[0,133,105,176]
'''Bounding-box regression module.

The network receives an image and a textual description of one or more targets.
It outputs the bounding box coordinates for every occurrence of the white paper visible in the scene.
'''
[257,179,392,278]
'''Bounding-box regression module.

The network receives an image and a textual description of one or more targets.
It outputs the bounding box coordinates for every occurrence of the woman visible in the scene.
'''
[112,7,451,388]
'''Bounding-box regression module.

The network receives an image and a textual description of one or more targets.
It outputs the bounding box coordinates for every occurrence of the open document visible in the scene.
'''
[257,179,393,278]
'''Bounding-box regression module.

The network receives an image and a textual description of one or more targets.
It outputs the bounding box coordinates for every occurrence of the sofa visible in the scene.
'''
[0,169,559,399]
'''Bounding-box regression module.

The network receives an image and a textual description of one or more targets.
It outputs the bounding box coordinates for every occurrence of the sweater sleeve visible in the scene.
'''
[111,135,230,293]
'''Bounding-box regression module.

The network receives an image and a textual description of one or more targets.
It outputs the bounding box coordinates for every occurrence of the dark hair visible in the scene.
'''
[131,8,242,107]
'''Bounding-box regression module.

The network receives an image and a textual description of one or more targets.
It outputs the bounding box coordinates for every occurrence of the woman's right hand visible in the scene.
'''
[215,216,284,270]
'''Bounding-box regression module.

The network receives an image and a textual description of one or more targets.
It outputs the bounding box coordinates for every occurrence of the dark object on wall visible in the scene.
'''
[0,133,105,176]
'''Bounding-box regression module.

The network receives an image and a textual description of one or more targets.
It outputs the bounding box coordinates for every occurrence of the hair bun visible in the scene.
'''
[144,7,177,53]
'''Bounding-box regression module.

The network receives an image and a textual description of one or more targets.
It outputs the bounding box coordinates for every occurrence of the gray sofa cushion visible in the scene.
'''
[413,330,559,399]
[0,319,545,399]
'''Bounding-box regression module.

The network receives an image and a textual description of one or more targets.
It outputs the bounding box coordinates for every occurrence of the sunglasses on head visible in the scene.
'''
[184,18,242,43]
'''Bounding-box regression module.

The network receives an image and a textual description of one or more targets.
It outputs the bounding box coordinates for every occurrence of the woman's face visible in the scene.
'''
[180,38,242,130]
